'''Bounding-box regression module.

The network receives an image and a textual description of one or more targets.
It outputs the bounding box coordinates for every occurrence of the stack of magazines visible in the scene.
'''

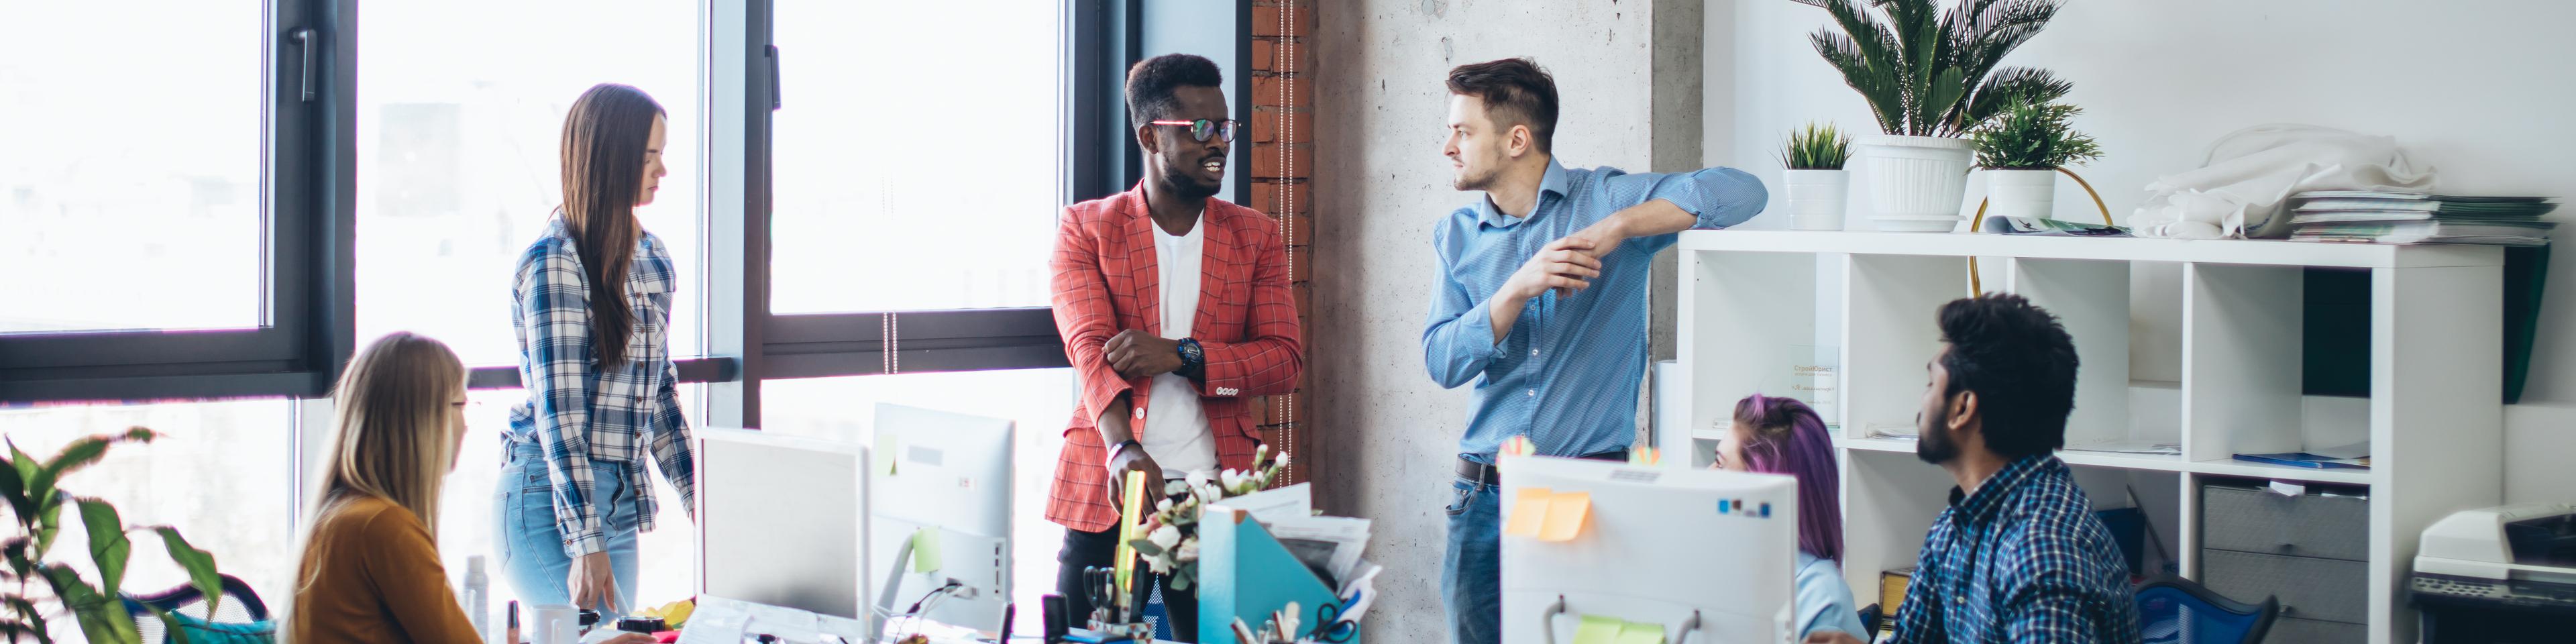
[2286,191,2557,246]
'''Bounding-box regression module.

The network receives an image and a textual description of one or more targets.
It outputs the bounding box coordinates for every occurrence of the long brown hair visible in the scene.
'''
[557,83,665,368]
[291,331,467,637]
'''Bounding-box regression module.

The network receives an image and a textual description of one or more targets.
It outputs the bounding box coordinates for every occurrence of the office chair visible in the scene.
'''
[2136,576,2277,644]
[122,574,276,644]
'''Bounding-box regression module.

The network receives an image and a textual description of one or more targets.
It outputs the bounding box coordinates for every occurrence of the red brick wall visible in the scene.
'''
[1250,0,1314,484]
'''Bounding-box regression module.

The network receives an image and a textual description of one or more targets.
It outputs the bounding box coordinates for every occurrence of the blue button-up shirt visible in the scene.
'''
[1421,160,1764,458]
[1889,455,2141,643]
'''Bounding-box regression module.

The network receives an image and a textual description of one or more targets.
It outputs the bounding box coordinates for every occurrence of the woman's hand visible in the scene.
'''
[568,551,621,614]
[602,633,659,644]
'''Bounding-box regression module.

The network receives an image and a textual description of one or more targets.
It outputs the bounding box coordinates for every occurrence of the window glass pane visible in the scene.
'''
[0,398,297,636]
[0,3,263,333]
[761,368,1073,633]
[769,3,1061,313]
[450,387,702,617]
[355,0,706,364]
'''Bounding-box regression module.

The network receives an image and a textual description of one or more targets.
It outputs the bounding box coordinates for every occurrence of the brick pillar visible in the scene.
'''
[1250,0,1314,484]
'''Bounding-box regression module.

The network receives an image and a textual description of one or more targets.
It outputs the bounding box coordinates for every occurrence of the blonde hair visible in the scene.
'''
[292,332,466,598]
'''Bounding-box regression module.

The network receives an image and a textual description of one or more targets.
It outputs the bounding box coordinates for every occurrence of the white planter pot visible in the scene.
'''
[1780,169,1851,231]
[1857,134,1975,232]
[1984,168,2058,223]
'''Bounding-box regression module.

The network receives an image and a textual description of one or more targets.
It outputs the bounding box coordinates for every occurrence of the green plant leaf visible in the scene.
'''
[150,528,223,618]
[5,443,41,530]
[145,606,191,644]
[0,617,56,644]
[39,564,139,644]
[30,496,62,565]
[1127,539,1164,557]
[0,455,27,530]
[73,499,129,600]
[2,537,34,580]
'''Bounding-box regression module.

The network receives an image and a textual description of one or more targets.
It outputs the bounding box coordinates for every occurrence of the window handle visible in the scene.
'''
[291,28,318,102]
[765,44,781,110]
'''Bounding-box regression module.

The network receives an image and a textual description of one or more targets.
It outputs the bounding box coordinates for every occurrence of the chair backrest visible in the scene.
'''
[2135,576,2278,644]
[123,574,276,644]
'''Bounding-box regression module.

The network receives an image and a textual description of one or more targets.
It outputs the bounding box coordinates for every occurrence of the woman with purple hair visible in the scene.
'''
[1717,394,1868,640]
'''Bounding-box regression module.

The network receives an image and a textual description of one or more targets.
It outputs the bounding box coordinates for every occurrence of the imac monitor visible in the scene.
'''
[1498,454,1801,644]
[868,403,1016,633]
[694,427,871,620]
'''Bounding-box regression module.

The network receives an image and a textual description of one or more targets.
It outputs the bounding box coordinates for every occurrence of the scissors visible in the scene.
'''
[1309,601,1358,643]
[1081,567,1118,623]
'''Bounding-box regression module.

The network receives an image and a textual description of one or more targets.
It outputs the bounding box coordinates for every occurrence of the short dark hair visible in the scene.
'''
[1125,54,1225,127]
[1937,293,2079,460]
[1445,57,1560,154]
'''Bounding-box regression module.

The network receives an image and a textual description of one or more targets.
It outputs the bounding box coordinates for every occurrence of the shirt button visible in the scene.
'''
[1530,349,1540,356]
[1526,389,1537,397]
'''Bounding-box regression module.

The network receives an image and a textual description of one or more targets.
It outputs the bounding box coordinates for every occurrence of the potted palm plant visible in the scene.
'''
[3,429,237,644]
[1970,100,2102,221]
[1778,122,1854,231]
[1790,0,2072,232]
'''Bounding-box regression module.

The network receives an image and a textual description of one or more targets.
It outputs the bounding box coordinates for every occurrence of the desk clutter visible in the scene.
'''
[2287,191,2558,246]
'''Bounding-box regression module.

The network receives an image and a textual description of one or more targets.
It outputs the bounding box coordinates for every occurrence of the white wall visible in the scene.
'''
[1713,0,2576,503]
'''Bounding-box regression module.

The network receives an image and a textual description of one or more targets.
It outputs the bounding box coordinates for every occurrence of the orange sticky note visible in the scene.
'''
[1503,486,1551,537]
[1538,491,1591,541]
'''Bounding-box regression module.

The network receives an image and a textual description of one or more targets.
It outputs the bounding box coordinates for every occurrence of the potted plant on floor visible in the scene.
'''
[1778,122,1854,231]
[1790,0,2073,232]
[3,428,236,643]
[1970,100,2102,222]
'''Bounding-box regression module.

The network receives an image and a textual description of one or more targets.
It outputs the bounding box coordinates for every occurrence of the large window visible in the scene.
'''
[767,1,1061,313]
[0,2,265,333]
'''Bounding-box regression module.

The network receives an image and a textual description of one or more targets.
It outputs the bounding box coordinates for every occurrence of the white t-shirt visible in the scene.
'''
[1141,213,1218,480]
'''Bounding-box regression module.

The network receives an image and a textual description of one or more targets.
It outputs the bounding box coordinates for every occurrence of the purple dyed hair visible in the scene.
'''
[1733,394,1844,562]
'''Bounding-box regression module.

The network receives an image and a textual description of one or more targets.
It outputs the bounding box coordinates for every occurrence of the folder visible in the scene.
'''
[1196,506,1362,644]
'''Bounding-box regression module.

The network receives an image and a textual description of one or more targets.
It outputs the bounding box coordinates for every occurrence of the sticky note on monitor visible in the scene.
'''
[873,433,898,475]
[1614,620,1665,644]
[1503,487,1551,537]
[1538,491,1591,541]
[1572,615,1623,644]
[910,527,943,572]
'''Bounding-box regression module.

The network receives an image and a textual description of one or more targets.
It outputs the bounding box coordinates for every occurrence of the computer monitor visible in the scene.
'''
[867,403,1015,633]
[1498,454,1801,644]
[694,427,871,621]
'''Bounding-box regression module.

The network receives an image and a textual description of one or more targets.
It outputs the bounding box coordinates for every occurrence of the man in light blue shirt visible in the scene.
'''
[1424,57,1766,644]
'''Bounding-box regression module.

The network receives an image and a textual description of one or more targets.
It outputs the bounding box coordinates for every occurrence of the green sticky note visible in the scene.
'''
[1572,615,1622,644]
[910,527,943,572]
[1614,620,1664,644]
[873,433,898,476]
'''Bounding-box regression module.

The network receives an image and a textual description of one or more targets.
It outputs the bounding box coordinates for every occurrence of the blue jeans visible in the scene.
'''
[1442,475,1501,644]
[496,439,641,622]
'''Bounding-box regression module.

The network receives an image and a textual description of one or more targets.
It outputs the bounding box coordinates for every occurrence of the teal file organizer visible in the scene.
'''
[1195,506,1360,643]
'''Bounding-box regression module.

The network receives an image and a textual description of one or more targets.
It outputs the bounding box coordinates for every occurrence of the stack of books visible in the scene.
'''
[2286,191,2557,246]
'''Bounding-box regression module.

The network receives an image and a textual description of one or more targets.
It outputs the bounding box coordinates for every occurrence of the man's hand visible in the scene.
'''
[1502,237,1603,303]
[1804,631,1866,644]
[1104,441,1165,508]
[1105,329,1185,379]
[1561,215,1631,260]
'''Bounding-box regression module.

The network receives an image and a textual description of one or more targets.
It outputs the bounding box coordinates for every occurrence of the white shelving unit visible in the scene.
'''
[1668,230,2505,644]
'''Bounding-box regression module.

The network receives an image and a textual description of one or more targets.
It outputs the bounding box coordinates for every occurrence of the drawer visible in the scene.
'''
[2263,616,2366,644]
[2200,484,2369,561]
[2199,549,2369,625]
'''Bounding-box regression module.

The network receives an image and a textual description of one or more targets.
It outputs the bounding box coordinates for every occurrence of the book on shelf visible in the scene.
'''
[2231,451,2371,470]
[2286,191,2557,246]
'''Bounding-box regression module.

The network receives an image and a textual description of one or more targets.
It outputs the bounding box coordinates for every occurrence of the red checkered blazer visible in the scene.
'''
[1045,184,1304,533]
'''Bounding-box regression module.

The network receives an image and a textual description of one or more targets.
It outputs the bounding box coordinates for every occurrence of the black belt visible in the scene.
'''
[1456,449,1629,487]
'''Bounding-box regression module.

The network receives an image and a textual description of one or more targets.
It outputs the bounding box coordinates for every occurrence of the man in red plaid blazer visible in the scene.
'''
[1047,53,1303,639]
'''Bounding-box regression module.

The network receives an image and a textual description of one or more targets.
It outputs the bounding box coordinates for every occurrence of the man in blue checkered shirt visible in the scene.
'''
[1811,294,2141,643]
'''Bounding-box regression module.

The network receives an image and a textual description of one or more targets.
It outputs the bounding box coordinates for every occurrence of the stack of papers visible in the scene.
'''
[2286,191,2557,246]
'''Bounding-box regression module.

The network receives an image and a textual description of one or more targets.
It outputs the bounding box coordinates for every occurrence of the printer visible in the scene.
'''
[2411,503,2576,643]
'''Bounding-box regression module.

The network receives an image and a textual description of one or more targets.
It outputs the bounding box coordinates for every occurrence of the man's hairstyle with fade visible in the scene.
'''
[1937,293,2080,460]
[1445,57,1560,154]
[1125,53,1226,127]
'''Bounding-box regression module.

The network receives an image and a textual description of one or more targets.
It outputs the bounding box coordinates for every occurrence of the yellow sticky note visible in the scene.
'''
[1503,487,1551,537]
[1114,469,1148,596]
[910,527,943,573]
[1572,615,1623,644]
[1614,620,1664,644]
[1539,491,1591,541]
[873,433,898,476]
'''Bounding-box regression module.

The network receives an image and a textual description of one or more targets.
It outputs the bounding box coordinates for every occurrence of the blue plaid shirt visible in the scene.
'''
[1422,159,1764,458]
[1889,455,2141,643]
[510,217,698,557]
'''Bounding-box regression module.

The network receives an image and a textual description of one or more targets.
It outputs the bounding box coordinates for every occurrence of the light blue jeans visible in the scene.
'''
[496,439,641,623]
[1442,474,1502,644]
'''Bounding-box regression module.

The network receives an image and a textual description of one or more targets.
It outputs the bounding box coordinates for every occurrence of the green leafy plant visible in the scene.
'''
[3,428,229,644]
[1970,100,2102,169]
[1779,122,1854,170]
[1792,0,2073,138]
[1126,445,1291,592]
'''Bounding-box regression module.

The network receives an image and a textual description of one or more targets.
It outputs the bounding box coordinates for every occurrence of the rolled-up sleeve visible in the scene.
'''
[1604,166,1768,254]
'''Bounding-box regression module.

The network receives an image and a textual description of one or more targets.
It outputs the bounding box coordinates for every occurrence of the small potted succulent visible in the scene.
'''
[1778,122,1854,231]
[1970,100,2103,222]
